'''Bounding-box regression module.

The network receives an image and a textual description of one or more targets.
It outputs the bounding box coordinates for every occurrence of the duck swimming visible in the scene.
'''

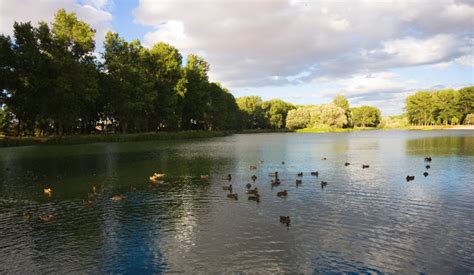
[345,162,350,166]
[295,179,302,185]
[251,175,257,182]
[200,175,209,181]
[249,165,257,170]
[321,157,327,160]
[43,188,52,196]
[24,212,32,220]
[246,183,252,189]
[297,172,303,177]
[111,194,126,201]
[320,181,328,188]
[226,174,232,181]
[227,193,238,200]
[247,187,259,195]
[149,173,165,184]
[310,171,319,177]
[271,178,281,186]
[406,175,415,182]
[424,157,432,162]
[277,190,288,197]
[223,184,232,191]
[423,172,429,177]
[280,216,290,226]
[39,214,53,222]
[362,164,370,169]
[248,194,260,202]
[426,165,430,169]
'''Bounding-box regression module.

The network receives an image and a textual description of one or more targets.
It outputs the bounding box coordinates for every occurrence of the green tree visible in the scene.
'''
[285,107,313,130]
[181,54,211,130]
[310,104,347,128]
[236,96,266,129]
[465,113,474,125]
[333,94,352,127]
[261,99,295,129]
[351,106,381,127]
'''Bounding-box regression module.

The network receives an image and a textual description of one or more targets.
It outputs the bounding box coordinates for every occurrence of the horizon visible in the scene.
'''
[0,0,472,115]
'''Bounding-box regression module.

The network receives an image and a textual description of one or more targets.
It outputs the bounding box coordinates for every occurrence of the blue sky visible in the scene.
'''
[1,0,473,115]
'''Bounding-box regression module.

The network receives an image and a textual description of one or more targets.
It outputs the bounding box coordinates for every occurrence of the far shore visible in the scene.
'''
[1,125,473,148]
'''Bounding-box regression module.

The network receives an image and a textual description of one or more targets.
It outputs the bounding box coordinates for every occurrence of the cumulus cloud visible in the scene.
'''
[0,0,113,48]
[133,0,473,88]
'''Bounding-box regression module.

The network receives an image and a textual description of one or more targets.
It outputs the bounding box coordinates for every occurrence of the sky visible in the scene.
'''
[0,0,472,115]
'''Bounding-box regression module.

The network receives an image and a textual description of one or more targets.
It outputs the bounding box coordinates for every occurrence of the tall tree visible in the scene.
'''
[333,94,352,127]
[351,106,381,127]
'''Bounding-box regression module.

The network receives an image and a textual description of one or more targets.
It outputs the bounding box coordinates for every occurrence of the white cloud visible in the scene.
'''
[133,0,473,88]
[0,0,113,48]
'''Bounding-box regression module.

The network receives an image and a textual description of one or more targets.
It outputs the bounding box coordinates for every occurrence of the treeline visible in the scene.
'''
[405,87,474,125]
[285,95,382,130]
[1,9,472,137]
[0,9,242,136]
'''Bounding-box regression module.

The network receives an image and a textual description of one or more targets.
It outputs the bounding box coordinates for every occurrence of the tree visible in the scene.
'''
[261,99,295,129]
[286,107,313,130]
[458,86,474,123]
[465,114,474,125]
[310,104,347,128]
[405,92,434,125]
[236,96,266,129]
[181,54,211,130]
[333,94,352,127]
[351,106,381,127]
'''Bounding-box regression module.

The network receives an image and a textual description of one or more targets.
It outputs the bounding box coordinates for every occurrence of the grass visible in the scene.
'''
[296,126,379,133]
[0,131,233,147]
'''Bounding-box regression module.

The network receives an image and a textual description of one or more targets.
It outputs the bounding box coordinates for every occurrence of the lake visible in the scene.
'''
[0,130,473,273]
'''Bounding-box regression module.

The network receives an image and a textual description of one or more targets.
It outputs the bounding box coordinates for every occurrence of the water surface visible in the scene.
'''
[0,130,473,273]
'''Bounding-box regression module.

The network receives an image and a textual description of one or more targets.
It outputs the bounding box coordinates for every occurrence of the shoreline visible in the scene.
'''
[1,126,472,148]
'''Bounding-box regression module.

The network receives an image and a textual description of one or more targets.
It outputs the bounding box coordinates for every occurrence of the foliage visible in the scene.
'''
[405,87,474,125]
[286,107,313,130]
[332,94,353,127]
[351,106,381,127]
[379,115,409,128]
[465,114,474,125]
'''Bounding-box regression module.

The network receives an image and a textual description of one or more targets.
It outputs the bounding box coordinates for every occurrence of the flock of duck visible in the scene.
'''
[24,156,433,225]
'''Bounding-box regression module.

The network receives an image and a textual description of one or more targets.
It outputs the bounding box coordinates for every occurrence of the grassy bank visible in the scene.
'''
[296,126,378,133]
[0,131,233,147]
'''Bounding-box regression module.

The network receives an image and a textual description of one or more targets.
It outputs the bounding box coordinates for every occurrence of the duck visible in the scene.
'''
[362,164,370,169]
[248,194,260,202]
[345,162,350,166]
[424,157,432,162]
[320,181,328,188]
[310,171,319,177]
[426,165,430,169]
[251,175,257,182]
[423,172,429,177]
[200,175,209,181]
[249,165,257,170]
[295,179,302,185]
[277,190,288,197]
[247,187,259,195]
[24,212,32,220]
[246,183,252,189]
[297,172,303,177]
[406,175,415,182]
[226,174,232,181]
[227,193,238,200]
[149,173,165,184]
[259,160,264,164]
[321,157,327,160]
[280,216,290,226]
[39,214,53,222]
[223,184,233,191]
[281,161,285,165]
[111,194,126,201]
[43,188,52,196]
[271,179,281,186]
[268,171,279,177]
